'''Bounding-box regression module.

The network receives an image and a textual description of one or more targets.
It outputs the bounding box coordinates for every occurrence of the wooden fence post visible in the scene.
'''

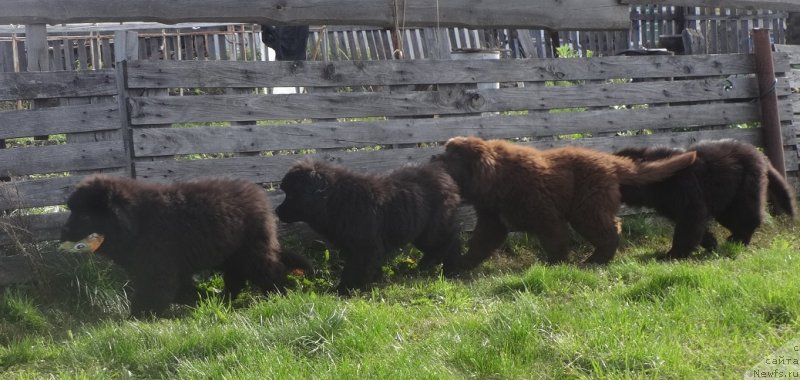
[114,30,138,178]
[25,24,51,141]
[752,28,786,178]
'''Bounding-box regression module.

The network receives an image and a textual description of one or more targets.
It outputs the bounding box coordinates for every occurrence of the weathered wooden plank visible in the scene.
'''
[0,171,127,210]
[0,103,120,140]
[787,70,800,89]
[129,77,776,124]
[134,128,768,184]
[622,0,800,12]
[0,0,629,30]
[132,102,777,157]
[0,212,67,244]
[0,141,127,177]
[0,176,78,210]
[126,54,767,89]
[776,44,800,63]
[6,128,797,245]
[0,70,116,101]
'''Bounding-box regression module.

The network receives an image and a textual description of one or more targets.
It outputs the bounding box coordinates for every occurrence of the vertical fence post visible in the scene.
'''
[114,30,138,178]
[752,28,786,178]
[26,24,51,142]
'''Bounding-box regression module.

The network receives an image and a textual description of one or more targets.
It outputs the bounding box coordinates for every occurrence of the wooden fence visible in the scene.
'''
[776,44,800,156]
[0,40,797,244]
[0,24,263,72]
[0,5,790,73]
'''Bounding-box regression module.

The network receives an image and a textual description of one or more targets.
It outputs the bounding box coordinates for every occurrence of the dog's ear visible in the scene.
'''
[307,169,329,193]
[459,138,496,181]
[105,186,139,236]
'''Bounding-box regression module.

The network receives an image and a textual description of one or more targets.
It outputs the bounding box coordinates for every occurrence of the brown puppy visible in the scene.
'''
[432,136,696,269]
[60,175,312,317]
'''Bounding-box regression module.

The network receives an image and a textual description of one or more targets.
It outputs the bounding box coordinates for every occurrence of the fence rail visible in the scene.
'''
[0,6,790,75]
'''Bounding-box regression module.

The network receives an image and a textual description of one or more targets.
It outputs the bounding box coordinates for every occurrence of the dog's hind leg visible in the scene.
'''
[458,211,508,271]
[415,226,461,272]
[174,273,199,305]
[336,245,384,295]
[129,271,179,317]
[665,215,708,258]
[573,216,620,264]
[536,221,572,264]
[569,194,621,264]
[717,192,764,246]
[700,229,718,252]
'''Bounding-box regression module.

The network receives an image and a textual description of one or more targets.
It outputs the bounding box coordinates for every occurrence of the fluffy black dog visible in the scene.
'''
[615,139,796,259]
[276,159,462,294]
[60,175,312,317]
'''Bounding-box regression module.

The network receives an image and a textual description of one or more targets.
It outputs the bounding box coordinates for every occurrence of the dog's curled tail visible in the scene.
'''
[766,164,797,218]
[618,151,697,186]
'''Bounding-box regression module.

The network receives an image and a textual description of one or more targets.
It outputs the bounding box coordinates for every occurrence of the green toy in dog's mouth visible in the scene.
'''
[59,233,104,253]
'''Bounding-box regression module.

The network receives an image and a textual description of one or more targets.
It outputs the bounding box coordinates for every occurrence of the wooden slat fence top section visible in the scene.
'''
[0,141,127,177]
[135,127,766,183]
[622,0,800,12]
[0,0,629,30]
[128,77,784,125]
[132,102,784,157]
[126,54,774,88]
[0,103,120,139]
[0,70,116,101]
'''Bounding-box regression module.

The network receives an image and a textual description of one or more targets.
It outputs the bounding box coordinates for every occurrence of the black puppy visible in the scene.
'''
[615,139,796,259]
[276,159,462,294]
[60,175,312,316]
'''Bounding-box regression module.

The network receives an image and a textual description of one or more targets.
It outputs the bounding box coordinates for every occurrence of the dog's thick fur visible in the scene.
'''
[60,175,311,317]
[432,136,697,269]
[615,139,796,258]
[276,159,462,294]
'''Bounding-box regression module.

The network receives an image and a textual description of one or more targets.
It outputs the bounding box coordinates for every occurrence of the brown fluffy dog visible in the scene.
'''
[432,136,696,269]
[60,175,312,317]
[615,139,796,259]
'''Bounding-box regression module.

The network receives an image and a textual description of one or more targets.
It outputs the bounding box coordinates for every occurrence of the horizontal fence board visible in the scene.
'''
[129,77,777,124]
[0,141,127,177]
[126,54,769,88]
[0,213,66,243]
[0,103,120,139]
[7,129,797,245]
[787,71,800,89]
[0,0,630,30]
[132,102,780,157]
[0,70,117,101]
[776,44,800,64]
[135,128,769,184]
[778,46,800,90]
[0,172,123,210]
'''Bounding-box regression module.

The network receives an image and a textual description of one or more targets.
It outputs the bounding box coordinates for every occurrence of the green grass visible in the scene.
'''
[1,215,799,378]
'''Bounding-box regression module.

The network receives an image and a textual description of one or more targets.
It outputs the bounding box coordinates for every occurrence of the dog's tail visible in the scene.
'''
[280,250,315,278]
[766,163,797,218]
[617,151,696,186]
